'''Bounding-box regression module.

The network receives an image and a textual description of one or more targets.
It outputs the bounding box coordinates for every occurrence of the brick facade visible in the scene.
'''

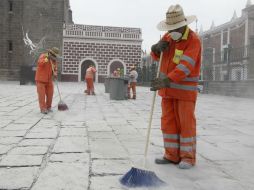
[62,24,142,82]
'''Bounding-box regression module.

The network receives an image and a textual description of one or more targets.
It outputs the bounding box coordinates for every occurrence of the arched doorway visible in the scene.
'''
[108,59,126,76]
[81,60,96,81]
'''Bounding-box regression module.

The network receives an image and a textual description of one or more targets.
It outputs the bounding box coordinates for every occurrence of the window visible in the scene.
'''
[9,1,13,12]
[8,41,13,52]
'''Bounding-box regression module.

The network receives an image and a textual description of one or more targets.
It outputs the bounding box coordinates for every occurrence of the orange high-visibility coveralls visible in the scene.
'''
[85,66,96,95]
[35,53,57,112]
[151,27,201,165]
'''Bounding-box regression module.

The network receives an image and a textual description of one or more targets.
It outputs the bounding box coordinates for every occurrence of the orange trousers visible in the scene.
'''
[36,81,54,111]
[127,82,136,99]
[85,78,94,94]
[161,98,196,165]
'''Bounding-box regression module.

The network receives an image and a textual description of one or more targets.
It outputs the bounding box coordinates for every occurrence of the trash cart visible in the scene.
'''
[109,77,128,100]
[104,77,110,93]
[20,65,36,85]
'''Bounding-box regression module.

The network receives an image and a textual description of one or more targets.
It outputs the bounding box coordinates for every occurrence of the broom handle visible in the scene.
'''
[144,52,163,157]
[55,79,62,101]
[51,63,62,101]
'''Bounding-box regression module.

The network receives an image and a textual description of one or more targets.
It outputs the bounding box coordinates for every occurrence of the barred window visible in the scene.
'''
[9,1,13,12]
[8,41,13,52]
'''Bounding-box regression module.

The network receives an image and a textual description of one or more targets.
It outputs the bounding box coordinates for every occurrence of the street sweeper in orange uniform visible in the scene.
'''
[35,47,59,114]
[150,4,201,169]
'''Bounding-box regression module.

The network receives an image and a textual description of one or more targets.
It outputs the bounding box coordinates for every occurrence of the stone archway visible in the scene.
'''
[79,58,98,82]
[107,59,126,76]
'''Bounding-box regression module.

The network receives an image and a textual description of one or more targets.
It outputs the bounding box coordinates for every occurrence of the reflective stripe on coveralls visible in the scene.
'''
[161,97,197,165]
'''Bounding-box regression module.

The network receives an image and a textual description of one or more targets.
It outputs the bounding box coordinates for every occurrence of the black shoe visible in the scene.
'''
[155,157,178,165]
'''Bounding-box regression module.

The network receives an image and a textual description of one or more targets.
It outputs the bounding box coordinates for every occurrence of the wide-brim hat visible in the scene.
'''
[157,4,196,31]
[47,47,60,57]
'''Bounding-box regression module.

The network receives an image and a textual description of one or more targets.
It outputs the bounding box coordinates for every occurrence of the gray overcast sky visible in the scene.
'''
[70,0,247,52]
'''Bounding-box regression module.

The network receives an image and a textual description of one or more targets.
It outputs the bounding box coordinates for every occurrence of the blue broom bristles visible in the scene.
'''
[119,167,166,188]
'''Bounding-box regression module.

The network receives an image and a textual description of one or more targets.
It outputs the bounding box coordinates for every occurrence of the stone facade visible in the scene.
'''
[200,1,254,97]
[0,0,72,81]
[62,24,142,82]
[200,1,254,81]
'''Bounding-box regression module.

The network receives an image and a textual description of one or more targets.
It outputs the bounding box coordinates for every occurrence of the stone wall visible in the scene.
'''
[0,0,72,81]
[203,80,254,98]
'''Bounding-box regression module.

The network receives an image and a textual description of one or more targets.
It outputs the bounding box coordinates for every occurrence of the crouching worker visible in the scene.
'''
[35,47,60,114]
[127,66,138,99]
[150,4,201,169]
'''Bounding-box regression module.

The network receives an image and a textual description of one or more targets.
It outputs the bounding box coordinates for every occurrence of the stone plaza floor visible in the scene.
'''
[0,81,254,190]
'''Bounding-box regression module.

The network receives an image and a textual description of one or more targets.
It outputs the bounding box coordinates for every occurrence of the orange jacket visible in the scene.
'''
[151,27,201,101]
[85,67,96,79]
[35,53,57,83]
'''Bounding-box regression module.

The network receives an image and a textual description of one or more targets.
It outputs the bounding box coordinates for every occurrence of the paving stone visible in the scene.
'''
[59,128,87,137]
[3,123,34,131]
[50,153,89,163]
[0,155,43,167]
[90,176,122,190]
[53,137,88,153]
[0,167,39,189]
[0,130,26,137]
[89,131,116,140]
[32,163,88,190]
[0,137,22,145]
[0,119,12,129]
[0,145,13,154]
[8,146,48,155]
[92,159,131,175]
[25,130,58,139]
[87,124,112,132]
[90,139,128,159]
[19,139,53,146]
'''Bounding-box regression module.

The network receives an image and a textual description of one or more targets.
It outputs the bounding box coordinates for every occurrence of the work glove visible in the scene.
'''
[151,41,169,55]
[150,77,171,91]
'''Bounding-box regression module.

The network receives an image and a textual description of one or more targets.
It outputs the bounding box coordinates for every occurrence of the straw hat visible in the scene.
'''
[157,4,196,31]
[47,47,60,57]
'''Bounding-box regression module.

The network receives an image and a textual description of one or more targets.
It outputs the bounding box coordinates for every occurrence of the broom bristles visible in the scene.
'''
[119,167,166,188]
[58,100,68,111]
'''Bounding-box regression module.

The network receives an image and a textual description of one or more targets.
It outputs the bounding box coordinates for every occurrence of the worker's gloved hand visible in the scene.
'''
[150,77,171,91]
[151,41,169,55]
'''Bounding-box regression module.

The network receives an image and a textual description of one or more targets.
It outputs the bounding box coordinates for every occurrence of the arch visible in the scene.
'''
[107,59,126,76]
[78,58,98,82]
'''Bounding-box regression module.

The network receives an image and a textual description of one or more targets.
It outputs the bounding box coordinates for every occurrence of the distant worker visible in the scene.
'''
[113,68,121,77]
[150,4,201,169]
[35,47,60,114]
[85,65,96,95]
[128,66,138,99]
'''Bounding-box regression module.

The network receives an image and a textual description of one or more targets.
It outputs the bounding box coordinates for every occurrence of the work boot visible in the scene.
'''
[47,108,53,113]
[178,161,193,169]
[41,110,48,114]
[132,95,136,100]
[91,92,96,95]
[155,157,178,165]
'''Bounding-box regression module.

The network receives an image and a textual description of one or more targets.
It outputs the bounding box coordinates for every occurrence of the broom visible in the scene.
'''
[51,63,68,111]
[120,52,166,188]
